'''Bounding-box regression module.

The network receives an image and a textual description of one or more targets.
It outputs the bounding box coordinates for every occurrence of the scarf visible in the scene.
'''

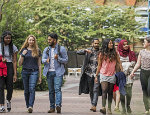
[117,40,137,62]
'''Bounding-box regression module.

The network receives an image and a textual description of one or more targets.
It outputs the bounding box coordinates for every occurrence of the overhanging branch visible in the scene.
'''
[0,0,10,22]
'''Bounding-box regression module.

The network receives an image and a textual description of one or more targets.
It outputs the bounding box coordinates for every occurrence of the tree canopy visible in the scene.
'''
[0,0,145,50]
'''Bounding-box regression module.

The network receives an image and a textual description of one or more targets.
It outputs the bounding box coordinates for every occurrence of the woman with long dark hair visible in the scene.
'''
[95,39,122,114]
[0,31,18,112]
[130,37,150,115]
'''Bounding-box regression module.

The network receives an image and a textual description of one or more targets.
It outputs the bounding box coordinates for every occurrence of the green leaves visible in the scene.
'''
[0,0,145,51]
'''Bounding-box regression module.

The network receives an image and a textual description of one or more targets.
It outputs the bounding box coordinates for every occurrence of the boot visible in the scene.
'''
[100,107,106,114]
[48,108,55,113]
[127,105,132,114]
[90,106,96,112]
[107,108,112,114]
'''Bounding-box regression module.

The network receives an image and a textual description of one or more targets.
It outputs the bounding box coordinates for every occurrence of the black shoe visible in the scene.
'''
[121,109,126,115]
[7,100,11,112]
[56,106,61,113]
[28,107,33,113]
[48,108,55,113]
[127,106,132,114]
[121,111,126,114]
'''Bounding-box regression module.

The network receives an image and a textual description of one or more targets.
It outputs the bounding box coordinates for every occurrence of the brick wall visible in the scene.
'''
[94,0,147,6]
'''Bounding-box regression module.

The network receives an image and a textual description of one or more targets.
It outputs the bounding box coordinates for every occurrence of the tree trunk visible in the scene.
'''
[0,0,10,22]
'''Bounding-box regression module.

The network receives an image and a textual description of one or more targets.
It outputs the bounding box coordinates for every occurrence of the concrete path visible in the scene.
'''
[1,75,146,115]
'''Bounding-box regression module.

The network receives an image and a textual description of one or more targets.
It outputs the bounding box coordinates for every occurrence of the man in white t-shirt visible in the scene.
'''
[42,33,68,113]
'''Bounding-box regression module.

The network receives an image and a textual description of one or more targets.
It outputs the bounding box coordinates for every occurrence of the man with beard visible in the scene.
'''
[78,38,101,112]
[42,33,68,113]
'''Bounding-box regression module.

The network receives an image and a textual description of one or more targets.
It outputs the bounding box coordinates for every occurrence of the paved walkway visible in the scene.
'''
[1,75,146,115]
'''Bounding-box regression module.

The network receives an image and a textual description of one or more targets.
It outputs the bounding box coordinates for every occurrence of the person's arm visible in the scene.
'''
[18,49,28,66]
[95,53,102,83]
[76,49,86,55]
[42,47,50,64]
[13,52,18,82]
[116,53,123,72]
[38,57,42,84]
[18,55,24,66]
[95,55,102,77]
[130,61,136,67]
[130,53,141,79]
[76,49,92,55]
[57,46,68,64]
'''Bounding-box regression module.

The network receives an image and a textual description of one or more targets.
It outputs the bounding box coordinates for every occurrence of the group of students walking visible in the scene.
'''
[0,30,150,115]
[0,31,68,113]
[78,37,150,115]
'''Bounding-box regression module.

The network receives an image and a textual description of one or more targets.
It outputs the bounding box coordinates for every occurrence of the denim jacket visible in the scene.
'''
[115,72,126,96]
[42,44,68,77]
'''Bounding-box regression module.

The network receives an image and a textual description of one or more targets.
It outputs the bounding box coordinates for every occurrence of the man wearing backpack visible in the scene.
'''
[42,33,68,113]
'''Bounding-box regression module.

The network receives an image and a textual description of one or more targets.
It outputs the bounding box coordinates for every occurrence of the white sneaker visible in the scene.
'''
[0,107,6,113]
[7,100,11,112]
[145,111,149,114]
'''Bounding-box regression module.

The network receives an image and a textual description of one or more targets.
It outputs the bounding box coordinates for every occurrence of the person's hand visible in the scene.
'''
[85,49,92,53]
[130,72,134,79]
[95,77,98,83]
[120,68,123,72]
[2,57,7,63]
[54,54,58,59]
[13,75,17,83]
[46,58,50,63]
[38,77,42,84]
[22,50,28,55]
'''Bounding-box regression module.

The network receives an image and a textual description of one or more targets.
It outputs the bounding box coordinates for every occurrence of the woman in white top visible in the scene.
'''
[0,31,18,112]
[130,36,150,114]
[118,39,137,114]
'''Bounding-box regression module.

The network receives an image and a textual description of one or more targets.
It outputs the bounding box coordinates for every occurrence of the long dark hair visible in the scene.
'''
[101,38,117,62]
[1,31,13,57]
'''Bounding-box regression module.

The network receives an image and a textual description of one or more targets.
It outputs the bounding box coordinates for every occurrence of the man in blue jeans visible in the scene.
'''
[42,33,68,113]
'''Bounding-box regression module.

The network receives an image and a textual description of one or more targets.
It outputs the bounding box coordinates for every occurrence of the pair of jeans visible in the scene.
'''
[0,62,14,104]
[140,69,150,111]
[21,70,38,108]
[47,71,63,109]
[92,77,100,106]
[86,74,100,106]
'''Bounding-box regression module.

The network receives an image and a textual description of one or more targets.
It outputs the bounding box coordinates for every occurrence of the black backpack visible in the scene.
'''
[46,45,68,75]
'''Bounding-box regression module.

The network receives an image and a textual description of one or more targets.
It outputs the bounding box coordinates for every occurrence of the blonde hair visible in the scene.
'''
[20,35,39,57]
